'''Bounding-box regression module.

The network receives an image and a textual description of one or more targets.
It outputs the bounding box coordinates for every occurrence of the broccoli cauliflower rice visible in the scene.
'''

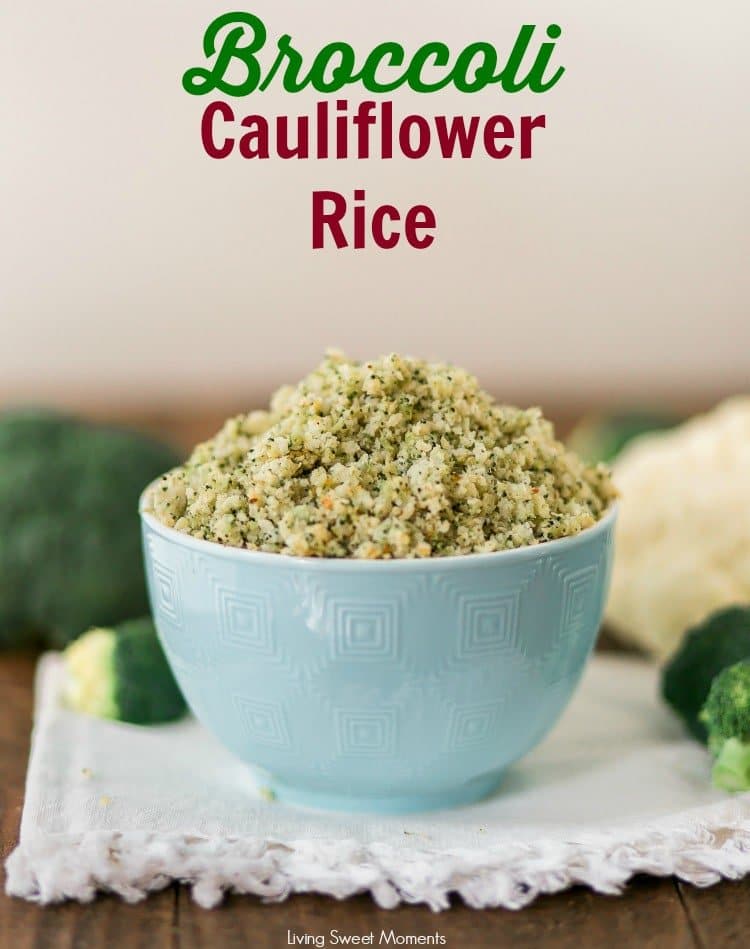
[149,352,615,559]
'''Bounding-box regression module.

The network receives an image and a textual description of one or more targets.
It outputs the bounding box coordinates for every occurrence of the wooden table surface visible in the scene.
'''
[2,407,748,948]
[1,652,748,949]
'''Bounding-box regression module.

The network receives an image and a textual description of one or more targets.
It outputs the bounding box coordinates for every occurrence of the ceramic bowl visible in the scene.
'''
[140,493,616,814]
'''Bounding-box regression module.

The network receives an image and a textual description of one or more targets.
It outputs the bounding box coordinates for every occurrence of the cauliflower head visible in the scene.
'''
[607,397,750,660]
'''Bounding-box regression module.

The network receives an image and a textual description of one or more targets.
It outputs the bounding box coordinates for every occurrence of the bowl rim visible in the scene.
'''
[139,481,617,572]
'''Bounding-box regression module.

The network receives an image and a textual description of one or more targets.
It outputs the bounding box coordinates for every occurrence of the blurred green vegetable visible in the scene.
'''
[700,661,750,791]
[661,606,750,742]
[64,617,186,724]
[567,411,679,465]
[0,409,180,648]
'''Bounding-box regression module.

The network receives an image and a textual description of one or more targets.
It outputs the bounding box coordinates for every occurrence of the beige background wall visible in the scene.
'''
[1,1,748,411]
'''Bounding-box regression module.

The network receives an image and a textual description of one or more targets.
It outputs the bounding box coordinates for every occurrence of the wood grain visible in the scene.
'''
[0,406,722,946]
[0,653,177,949]
[0,650,699,949]
[177,877,695,949]
[677,878,750,949]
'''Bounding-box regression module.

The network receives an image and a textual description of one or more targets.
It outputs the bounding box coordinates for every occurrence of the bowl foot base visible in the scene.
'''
[268,771,504,815]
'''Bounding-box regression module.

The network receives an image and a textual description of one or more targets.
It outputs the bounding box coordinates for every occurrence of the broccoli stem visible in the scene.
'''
[712,737,750,792]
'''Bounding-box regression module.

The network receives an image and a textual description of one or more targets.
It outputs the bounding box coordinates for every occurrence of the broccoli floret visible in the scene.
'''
[567,411,679,465]
[64,618,186,724]
[700,661,750,791]
[661,606,750,741]
[0,409,180,648]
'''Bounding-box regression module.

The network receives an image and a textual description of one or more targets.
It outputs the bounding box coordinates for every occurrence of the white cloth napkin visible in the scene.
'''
[7,652,750,910]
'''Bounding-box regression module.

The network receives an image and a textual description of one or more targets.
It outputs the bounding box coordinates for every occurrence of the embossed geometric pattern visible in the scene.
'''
[217,588,274,654]
[335,708,396,757]
[327,599,399,661]
[457,590,521,658]
[446,701,503,749]
[560,565,599,636]
[142,504,614,801]
[151,559,181,628]
[233,695,291,749]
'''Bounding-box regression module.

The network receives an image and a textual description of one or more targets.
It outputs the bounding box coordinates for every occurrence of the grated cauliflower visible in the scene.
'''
[149,351,614,559]
[607,397,750,659]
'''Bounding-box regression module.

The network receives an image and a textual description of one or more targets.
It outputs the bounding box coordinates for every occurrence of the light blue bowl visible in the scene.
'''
[140,494,616,814]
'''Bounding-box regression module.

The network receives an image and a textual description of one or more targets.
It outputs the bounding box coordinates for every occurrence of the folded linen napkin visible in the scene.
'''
[7,653,750,910]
